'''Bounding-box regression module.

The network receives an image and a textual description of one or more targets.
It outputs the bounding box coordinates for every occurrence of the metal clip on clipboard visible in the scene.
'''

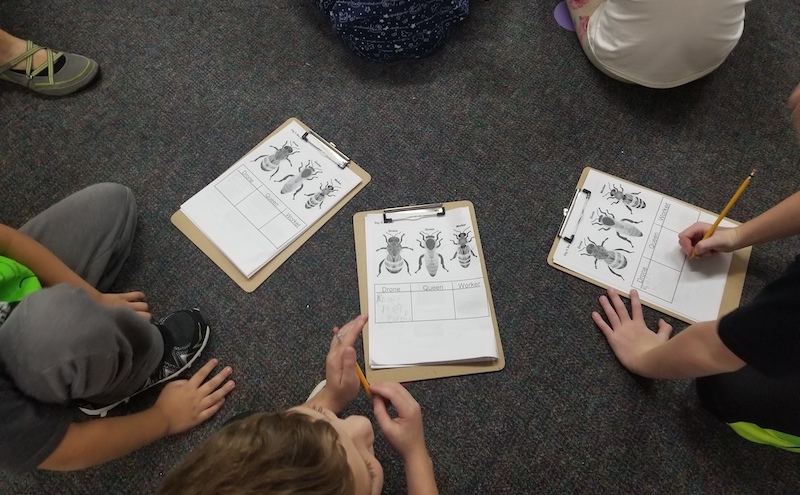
[383,203,446,224]
[558,188,591,243]
[301,130,352,169]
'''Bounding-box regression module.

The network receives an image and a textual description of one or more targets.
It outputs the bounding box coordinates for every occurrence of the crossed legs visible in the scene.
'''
[0,184,162,406]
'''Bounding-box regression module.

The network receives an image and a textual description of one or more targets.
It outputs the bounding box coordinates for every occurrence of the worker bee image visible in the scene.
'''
[304,180,340,209]
[603,183,646,213]
[451,228,477,268]
[377,233,412,275]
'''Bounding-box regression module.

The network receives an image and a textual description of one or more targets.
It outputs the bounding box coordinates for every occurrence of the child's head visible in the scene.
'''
[158,408,383,495]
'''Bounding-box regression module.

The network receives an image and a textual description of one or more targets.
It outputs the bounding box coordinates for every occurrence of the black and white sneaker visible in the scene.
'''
[78,308,211,417]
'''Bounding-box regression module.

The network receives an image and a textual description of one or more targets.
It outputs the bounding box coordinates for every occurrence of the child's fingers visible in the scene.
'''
[370,382,417,417]
[592,311,613,338]
[188,358,220,386]
[117,291,147,302]
[598,295,621,327]
[371,393,401,434]
[629,289,643,321]
[608,289,631,323]
[328,315,367,349]
[197,398,225,423]
[199,366,233,394]
[202,380,235,406]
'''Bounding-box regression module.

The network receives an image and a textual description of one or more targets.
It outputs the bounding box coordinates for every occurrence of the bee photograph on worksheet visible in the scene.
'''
[363,206,498,369]
[552,168,737,323]
[180,120,363,278]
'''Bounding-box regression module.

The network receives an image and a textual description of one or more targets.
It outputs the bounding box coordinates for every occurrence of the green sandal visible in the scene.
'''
[0,40,98,96]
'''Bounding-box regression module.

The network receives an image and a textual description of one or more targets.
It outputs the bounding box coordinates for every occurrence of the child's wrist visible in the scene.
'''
[306,387,345,414]
[401,445,432,465]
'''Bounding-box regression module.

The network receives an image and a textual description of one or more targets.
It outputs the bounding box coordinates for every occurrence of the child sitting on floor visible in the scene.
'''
[565,0,749,88]
[158,314,438,495]
[311,0,469,62]
[0,183,234,473]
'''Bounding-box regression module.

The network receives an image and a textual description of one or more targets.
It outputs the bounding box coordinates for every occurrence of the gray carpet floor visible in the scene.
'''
[2,0,800,493]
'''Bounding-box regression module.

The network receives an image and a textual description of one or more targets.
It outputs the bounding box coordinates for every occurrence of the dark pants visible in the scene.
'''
[697,366,800,439]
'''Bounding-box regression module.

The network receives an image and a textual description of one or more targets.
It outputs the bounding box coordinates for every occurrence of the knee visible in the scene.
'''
[3,285,106,354]
[84,183,137,219]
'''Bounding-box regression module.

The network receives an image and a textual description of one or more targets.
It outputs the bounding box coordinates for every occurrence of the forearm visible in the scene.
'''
[733,191,800,248]
[38,408,170,471]
[305,386,350,415]
[404,450,439,495]
[635,320,745,379]
[0,225,99,296]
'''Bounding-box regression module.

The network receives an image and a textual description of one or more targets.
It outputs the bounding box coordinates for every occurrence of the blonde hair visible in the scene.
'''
[158,410,354,495]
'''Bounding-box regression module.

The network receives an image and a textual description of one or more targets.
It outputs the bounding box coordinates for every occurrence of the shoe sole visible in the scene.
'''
[79,318,211,417]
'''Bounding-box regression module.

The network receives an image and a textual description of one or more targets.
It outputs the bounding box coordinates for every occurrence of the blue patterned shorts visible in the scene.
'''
[312,0,470,61]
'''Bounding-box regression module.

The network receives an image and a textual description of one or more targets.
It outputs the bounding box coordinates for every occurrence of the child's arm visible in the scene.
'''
[679,190,800,258]
[0,224,99,293]
[592,288,745,379]
[38,359,234,471]
[0,224,150,318]
[305,315,368,414]
[371,382,439,495]
[679,84,800,258]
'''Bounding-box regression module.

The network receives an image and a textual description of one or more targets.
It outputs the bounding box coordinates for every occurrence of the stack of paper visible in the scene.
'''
[550,168,737,323]
[181,121,362,278]
[363,206,498,368]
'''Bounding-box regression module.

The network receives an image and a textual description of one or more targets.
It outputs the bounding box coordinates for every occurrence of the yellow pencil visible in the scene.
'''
[355,362,372,397]
[692,169,756,258]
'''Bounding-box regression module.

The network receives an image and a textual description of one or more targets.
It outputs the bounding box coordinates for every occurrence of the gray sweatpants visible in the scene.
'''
[0,183,163,405]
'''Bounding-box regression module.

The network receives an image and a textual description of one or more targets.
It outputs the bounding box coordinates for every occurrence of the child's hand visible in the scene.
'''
[313,314,368,414]
[98,291,151,321]
[153,358,235,435]
[592,288,673,376]
[678,222,739,258]
[371,382,429,461]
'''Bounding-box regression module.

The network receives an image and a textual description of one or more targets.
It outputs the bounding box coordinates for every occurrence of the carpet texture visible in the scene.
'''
[1,1,800,493]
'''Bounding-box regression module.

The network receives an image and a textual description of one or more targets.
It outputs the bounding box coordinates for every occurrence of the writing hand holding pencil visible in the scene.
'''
[678,170,756,259]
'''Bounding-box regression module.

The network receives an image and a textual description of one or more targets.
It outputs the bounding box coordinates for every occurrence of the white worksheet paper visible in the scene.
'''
[181,121,362,278]
[365,207,498,368]
[553,169,735,323]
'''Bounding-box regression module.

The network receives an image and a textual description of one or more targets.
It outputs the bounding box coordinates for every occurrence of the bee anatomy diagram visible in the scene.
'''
[305,179,341,209]
[451,228,477,268]
[603,183,646,213]
[416,231,448,277]
[591,208,643,248]
[252,140,299,178]
[579,236,632,280]
[377,233,412,275]
[276,161,321,199]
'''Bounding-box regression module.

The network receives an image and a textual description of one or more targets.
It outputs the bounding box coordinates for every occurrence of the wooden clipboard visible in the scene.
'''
[172,118,371,292]
[353,200,505,383]
[547,167,751,324]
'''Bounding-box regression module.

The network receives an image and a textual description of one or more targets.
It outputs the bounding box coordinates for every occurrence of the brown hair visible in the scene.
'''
[157,410,355,495]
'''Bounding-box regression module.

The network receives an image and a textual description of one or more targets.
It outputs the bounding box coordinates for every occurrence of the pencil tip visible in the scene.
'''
[750,169,758,176]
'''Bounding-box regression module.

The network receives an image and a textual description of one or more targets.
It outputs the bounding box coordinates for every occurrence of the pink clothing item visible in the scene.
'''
[578,16,590,42]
